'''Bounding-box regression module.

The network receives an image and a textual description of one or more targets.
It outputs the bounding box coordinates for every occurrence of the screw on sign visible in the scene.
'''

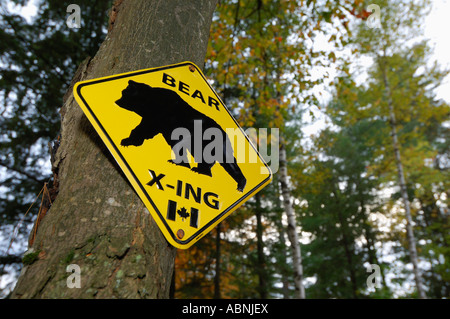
[73,61,272,249]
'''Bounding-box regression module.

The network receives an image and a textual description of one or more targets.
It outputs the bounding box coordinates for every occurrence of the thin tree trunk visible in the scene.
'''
[331,187,358,299]
[214,223,221,299]
[380,60,427,299]
[279,142,305,299]
[273,176,290,298]
[358,193,388,288]
[279,228,291,299]
[255,194,268,299]
[11,0,217,299]
[169,265,176,299]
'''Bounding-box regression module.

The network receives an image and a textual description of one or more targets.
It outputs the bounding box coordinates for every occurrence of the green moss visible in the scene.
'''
[116,270,124,279]
[22,250,41,265]
[63,249,75,264]
[87,236,97,244]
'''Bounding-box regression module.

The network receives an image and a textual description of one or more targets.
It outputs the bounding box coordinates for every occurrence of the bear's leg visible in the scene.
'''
[220,158,247,192]
[191,162,214,177]
[168,153,191,169]
[220,137,247,192]
[121,122,148,147]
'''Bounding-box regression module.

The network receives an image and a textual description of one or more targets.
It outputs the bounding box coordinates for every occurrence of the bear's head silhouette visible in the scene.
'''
[115,80,152,117]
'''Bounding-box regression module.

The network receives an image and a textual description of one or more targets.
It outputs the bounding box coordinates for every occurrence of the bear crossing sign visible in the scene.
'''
[73,61,272,249]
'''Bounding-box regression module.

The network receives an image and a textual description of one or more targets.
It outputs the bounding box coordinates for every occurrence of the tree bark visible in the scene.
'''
[213,223,221,299]
[273,176,291,298]
[358,187,388,288]
[12,0,217,299]
[279,142,305,299]
[255,194,268,299]
[278,227,291,299]
[380,59,427,299]
[331,187,358,299]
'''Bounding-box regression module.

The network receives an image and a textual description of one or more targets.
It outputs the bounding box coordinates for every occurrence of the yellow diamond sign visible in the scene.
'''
[73,61,272,249]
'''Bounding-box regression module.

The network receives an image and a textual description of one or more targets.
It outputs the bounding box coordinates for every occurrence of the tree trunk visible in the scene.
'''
[380,60,427,299]
[278,227,291,299]
[358,193,388,288]
[255,194,268,299]
[11,0,217,299]
[331,187,358,299]
[213,223,221,299]
[272,176,291,298]
[279,142,305,299]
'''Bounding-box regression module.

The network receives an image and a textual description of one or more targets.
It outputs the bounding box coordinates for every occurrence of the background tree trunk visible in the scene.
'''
[213,223,221,299]
[380,58,427,299]
[279,142,306,299]
[11,0,217,299]
[255,194,268,299]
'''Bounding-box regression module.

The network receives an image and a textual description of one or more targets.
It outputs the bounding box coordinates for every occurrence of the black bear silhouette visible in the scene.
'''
[115,80,247,192]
